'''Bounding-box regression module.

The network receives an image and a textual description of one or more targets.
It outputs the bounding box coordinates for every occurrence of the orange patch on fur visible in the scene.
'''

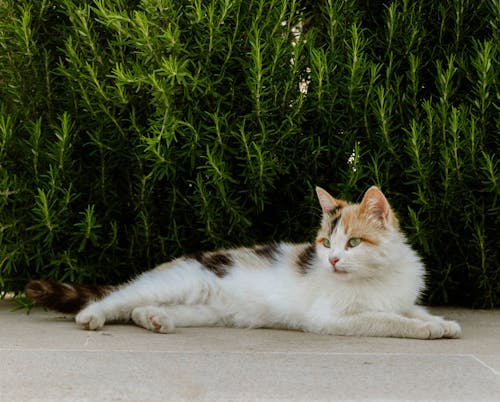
[340,205,384,246]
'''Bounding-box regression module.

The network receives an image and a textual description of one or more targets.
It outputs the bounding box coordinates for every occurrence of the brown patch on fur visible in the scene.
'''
[296,244,317,275]
[328,212,342,233]
[253,243,280,261]
[25,280,113,314]
[315,237,327,245]
[316,201,347,242]
[192,252,233,278]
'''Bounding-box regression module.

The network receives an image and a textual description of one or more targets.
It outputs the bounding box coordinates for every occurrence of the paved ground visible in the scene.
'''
[1,300,499,401]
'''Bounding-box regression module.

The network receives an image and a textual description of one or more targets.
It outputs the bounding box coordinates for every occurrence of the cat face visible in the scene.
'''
[315,186,401,280]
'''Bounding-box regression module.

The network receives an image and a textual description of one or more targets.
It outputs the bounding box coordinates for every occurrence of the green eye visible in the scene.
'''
[347,238,362,248]
[322,238,331,248]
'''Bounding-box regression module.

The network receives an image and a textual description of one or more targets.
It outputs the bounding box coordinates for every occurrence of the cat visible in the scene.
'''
[25,186,461,339]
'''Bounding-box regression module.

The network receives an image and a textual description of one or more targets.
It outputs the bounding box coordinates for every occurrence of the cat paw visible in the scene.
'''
[131,306,175,334]
[419,320,462,339]
[419,322,445,339]
[75,306,106,330]
[441,320,462,338]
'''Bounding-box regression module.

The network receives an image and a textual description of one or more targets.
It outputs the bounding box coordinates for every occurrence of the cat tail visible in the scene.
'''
[25,280,115,314]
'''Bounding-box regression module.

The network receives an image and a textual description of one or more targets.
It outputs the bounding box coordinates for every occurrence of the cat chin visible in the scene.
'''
[332,266,349,275]
[331,268,357,280]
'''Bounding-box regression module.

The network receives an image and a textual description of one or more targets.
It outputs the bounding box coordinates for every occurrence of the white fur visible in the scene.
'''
[76,187,461,339]
[75,237,461,339]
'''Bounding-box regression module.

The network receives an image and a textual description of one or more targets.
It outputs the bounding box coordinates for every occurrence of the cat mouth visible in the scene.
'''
[333,266,349,274]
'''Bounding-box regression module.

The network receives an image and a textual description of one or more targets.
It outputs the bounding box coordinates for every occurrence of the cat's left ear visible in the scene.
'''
[360,186,393,227]
[315,186,340,214]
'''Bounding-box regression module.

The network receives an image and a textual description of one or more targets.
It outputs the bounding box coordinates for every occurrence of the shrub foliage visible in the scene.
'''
[0,0,498,307]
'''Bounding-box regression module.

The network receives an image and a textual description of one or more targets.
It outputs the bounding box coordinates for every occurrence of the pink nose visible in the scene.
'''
[329,256,339,268]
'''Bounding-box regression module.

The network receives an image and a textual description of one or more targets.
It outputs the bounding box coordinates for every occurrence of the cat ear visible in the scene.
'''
[315,187,340,214]
[360,186,392,226]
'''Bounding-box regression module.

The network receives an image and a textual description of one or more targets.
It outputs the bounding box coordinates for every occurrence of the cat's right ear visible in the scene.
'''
[315,187,339,214]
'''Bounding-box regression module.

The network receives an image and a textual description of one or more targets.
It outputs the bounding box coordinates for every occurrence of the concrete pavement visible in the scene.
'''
[1,299,499,401]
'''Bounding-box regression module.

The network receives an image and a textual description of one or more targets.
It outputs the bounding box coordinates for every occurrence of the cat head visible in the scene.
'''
[314,186,406,280]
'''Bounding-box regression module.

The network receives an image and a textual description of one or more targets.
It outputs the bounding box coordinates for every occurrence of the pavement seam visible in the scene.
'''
[471,355,500,378]
[0,348,481,358]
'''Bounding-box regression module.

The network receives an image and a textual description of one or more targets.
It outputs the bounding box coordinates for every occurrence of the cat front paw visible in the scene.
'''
[419,321,445,339]
[419,320,461,339]
[75,306,105,330]
[441,320,462,338]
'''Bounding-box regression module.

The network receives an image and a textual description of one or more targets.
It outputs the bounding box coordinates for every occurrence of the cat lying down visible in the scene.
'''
[26,186,461,339]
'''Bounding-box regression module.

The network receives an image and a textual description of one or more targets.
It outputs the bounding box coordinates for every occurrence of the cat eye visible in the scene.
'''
[347,238,362,248]
[322,238,331,248]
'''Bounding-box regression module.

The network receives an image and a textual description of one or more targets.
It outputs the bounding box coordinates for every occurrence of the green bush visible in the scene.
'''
[0,0,498,307]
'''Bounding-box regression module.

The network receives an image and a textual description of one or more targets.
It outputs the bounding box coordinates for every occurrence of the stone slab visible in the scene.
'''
[2,350,500,401]
[1,301,500,401]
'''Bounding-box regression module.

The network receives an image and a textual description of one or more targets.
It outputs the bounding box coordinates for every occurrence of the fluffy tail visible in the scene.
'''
[25,280,115,314]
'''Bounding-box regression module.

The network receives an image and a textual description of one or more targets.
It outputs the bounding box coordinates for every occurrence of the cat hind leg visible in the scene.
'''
[131,306,175,333]
[131,305,220,334]
[75,303,106,330]
[75,263,215,331]
[75,292,135,330]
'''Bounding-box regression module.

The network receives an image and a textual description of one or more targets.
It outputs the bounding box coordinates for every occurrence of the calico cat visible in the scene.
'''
[25,186,461,339]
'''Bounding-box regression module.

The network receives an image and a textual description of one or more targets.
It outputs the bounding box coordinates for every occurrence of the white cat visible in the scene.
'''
[26,186,461,339]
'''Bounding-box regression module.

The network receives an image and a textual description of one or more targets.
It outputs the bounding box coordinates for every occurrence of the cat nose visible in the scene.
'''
[329,256,339,268]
